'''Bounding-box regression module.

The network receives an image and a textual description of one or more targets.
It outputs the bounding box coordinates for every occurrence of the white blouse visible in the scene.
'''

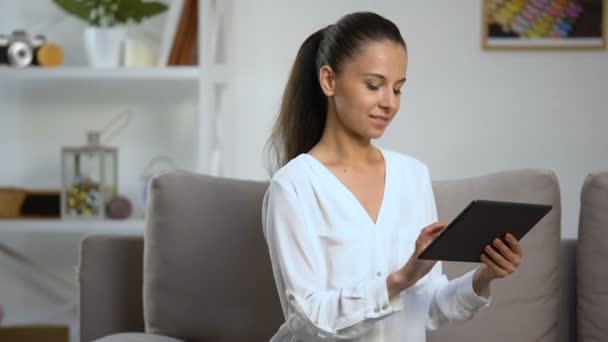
[262,147,490,342]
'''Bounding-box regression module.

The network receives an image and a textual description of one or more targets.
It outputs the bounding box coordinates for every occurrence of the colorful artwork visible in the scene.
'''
[483,0,605,49]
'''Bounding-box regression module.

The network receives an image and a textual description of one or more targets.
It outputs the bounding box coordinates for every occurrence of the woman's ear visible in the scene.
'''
[319,65,336,96]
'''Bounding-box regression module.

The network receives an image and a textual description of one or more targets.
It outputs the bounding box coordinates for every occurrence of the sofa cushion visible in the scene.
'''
[94,333,184,342]
[143,171,283,341]
[577,172,608,342]
[428,169,561,342]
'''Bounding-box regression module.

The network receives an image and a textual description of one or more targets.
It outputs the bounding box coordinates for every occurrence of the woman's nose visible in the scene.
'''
[379,90,397,112]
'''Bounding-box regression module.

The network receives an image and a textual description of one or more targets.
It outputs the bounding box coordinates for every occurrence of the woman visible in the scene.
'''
[262,12,522,342]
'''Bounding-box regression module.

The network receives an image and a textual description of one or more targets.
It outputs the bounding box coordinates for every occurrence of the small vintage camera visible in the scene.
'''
[0,30,47,68]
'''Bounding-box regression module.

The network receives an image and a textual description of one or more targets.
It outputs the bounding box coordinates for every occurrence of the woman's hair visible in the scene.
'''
[264,11,407,176]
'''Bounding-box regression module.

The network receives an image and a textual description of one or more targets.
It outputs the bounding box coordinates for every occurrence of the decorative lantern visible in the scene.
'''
[61,131,118,219]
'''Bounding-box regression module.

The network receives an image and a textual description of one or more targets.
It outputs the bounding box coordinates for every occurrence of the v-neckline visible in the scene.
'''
[303,147,390,227]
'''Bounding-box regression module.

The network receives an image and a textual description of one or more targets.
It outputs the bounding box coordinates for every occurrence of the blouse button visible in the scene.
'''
[382,304,389,311]
[376,271,382,277]
[374,307,380,313]
[288,294,295,301]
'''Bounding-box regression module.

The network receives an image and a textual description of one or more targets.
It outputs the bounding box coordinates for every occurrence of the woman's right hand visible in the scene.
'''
[398,221,448,289]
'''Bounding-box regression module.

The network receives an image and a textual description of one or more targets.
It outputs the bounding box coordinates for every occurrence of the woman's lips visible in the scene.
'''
[369,114,390,128]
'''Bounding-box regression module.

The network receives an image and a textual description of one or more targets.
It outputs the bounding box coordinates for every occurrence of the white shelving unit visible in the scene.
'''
[0,66,228,82]
[0,66,201,81]
[0,0,231,233]
[0,3,232,341]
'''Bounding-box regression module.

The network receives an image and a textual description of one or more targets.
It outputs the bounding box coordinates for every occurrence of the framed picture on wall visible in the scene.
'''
[482,0,606,49]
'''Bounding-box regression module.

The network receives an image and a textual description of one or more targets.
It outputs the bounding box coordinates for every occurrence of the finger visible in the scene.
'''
[417,223,447,249]
[430,224,447,238]
[480,253,509,278]
[496,238,521,268]
[423,221,448,235]
[424,221,447,232]
[492,238,518,264]
[484,245,515,273]
[505,233,523,257]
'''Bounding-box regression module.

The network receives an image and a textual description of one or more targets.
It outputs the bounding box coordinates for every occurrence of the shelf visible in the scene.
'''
[0,218,145,234]
[0,66,200,81]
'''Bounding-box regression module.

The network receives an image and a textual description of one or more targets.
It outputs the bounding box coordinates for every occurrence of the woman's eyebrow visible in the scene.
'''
[363,73,406,84]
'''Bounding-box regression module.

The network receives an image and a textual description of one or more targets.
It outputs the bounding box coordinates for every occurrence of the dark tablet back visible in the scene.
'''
[419,200,552,262]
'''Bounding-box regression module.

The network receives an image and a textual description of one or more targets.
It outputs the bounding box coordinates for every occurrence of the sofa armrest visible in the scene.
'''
[79,234,145,342]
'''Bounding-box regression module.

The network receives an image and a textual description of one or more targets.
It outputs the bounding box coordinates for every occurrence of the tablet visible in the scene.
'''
[418,200,552,262]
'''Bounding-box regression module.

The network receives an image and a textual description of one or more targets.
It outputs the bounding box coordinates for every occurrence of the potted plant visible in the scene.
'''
[53,0,168,68]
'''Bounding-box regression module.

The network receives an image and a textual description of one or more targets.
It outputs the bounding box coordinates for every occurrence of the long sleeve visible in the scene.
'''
[417,167,491,331]
[262,180,400,341]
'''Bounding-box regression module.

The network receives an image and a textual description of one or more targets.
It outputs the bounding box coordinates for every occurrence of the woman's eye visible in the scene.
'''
[393,89,402,95]
[366,83,380,91]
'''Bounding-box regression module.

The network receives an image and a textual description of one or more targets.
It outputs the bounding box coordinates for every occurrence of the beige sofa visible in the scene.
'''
[78,168,589,342]
[576,172,608,342]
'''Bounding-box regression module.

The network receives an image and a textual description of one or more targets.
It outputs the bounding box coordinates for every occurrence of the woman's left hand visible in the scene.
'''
[473,233,523,295]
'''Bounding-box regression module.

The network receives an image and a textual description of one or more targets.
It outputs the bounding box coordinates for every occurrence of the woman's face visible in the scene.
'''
[322,40,407,140]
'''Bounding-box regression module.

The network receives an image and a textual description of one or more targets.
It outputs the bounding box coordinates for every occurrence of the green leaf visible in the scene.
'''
[119,0,168,23]
[52,0,95,25]
[53,0,168,27]
[137,2,169,18]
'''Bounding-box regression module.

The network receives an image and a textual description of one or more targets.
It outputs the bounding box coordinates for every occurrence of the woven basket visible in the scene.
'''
[0,188,27,218]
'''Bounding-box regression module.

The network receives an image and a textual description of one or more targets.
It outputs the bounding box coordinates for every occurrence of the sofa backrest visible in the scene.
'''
[428,169,561,342]
[143,168,561,342]
[577,172,608,342]
[143,171,283,342]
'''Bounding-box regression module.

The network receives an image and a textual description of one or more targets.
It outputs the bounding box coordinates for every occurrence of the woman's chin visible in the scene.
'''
[350,124,388,141]
[368,126,387,139]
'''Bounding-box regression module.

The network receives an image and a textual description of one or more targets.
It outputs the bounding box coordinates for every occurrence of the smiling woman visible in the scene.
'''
[265,13,408,173]
[261,11,521,342]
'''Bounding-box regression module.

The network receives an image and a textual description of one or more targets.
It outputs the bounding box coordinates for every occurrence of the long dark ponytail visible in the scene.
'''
[265,12,406,176]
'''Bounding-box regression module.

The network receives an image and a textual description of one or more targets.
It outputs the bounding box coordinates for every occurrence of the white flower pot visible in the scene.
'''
[84,26,126,68]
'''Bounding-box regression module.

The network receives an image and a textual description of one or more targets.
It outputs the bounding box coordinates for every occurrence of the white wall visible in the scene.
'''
[223,0,608,239]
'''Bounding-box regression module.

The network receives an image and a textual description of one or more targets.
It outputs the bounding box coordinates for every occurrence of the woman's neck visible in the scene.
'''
[309,112,381,167]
